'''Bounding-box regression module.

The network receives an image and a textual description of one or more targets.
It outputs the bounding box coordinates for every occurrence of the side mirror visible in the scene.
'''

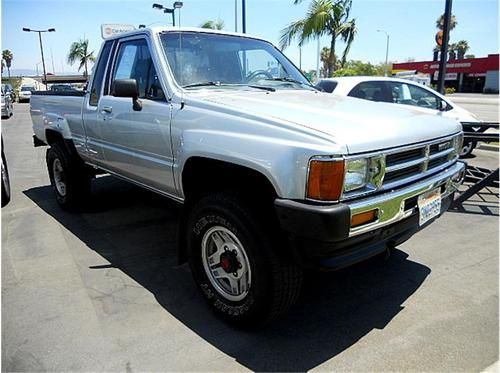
[438,99,448,112]
[112,79,142,111]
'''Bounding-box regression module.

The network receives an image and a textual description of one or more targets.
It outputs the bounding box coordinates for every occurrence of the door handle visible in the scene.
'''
[101,106,112,114]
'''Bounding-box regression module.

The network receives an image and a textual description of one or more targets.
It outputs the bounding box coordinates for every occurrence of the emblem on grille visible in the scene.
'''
[438,142,450,151]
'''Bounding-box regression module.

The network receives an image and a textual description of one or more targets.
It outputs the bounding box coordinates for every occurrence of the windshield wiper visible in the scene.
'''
[182,81,222,88]
[183,81,275,92]
[246,85,276,92]
[264,77,315,88]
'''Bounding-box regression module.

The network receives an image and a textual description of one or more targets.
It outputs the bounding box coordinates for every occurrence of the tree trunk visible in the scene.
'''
[84,60,88,78]
[7,67,10,81]
[328,35,336,77]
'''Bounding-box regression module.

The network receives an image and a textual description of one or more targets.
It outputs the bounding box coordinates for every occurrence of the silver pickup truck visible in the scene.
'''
[31,27,466,327]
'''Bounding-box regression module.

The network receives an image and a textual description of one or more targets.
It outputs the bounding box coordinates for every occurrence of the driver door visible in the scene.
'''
[97,37,176,195]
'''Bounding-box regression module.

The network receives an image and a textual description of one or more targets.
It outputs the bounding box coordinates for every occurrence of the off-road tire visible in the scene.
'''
[46,142,91,210]
[186,193,302,327]
[1,149,11,207]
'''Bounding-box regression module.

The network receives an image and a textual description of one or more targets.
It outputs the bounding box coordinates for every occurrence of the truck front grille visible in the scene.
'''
[341,134,461,201]
[383,139,457,189]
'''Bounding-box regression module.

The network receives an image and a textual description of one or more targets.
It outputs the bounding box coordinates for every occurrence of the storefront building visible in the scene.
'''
[392,54,499,93]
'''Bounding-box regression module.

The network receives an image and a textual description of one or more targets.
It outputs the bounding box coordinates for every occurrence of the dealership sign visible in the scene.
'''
[101,24,136,39]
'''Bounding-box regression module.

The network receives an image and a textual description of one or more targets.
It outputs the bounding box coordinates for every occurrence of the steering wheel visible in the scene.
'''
[245,70,273,83]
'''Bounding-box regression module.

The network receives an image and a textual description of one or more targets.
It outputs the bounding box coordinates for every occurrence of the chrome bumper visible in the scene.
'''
[348,161,466,237]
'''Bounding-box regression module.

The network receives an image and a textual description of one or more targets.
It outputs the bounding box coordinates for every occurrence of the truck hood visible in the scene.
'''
[194,89,462,154]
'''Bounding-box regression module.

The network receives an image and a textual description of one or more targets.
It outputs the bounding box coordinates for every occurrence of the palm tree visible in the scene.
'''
[432,45,441,61]
[320,47,330,77]
[2,50,13,80]
[436,14,457,31]
[67,38,96,78]
[455,40,470,59]
[448,43,457,60]
[200,19,224,30]
[280,0,357,77]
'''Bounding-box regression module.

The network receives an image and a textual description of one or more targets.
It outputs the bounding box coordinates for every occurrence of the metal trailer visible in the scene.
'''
[452,122,499,208]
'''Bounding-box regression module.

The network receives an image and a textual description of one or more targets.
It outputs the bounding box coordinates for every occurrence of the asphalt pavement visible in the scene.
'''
[1,102,498,372]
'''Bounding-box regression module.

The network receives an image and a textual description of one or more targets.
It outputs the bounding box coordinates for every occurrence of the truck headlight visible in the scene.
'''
[344,158,368,192]
[453,133,464,154]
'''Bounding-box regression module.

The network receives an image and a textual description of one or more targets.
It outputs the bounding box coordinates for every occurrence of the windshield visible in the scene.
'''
[160,32,312,90]
[21,86,34,92]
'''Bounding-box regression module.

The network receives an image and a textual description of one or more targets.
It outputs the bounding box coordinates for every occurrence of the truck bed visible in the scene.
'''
[31,91,85,145]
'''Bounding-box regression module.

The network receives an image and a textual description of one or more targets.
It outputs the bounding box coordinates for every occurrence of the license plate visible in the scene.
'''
[418,188,441,226]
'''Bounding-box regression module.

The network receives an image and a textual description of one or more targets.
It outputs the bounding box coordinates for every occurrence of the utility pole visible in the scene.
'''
[437,0,453,94]
[242,0,246,33]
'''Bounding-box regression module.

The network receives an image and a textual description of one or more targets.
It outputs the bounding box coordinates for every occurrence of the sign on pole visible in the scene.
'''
[435,31,443,46]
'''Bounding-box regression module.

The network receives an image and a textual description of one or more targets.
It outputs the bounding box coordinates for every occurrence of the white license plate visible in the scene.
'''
[418,188,442,226]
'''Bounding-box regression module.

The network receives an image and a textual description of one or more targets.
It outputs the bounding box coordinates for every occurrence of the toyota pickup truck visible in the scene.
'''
[31,27,466,327]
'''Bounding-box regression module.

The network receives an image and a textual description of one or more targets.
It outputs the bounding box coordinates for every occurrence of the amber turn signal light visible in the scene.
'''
[351,209,378,228]
[307,159,345,201]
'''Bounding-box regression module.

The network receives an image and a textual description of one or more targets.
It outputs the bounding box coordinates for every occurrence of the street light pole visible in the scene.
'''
[153,3,182,27]
[23,27,55,90]
[173,2,183,27]
[377,29,390,77]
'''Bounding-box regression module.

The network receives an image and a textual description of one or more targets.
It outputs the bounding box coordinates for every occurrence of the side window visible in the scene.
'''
[89,41,113,106]
[387,82,439,110]
[407,84,439,109]
[112,39,165,101]
[348,81,391,102]
[316,80,338,93]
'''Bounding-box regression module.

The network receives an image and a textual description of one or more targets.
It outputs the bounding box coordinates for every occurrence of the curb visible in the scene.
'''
[478,144,499,152]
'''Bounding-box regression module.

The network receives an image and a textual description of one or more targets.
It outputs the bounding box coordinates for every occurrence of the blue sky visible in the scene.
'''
[1,0,498,74]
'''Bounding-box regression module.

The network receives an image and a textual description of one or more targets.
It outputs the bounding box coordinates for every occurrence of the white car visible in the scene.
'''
[1,84,14,118]
[18,85,35,103]
[316,76,481,157]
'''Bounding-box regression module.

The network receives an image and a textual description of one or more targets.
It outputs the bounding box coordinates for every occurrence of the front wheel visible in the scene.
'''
[1,148,11,207]
[46,142,91,210]
[459,140,475,158]
[186,193,302,327]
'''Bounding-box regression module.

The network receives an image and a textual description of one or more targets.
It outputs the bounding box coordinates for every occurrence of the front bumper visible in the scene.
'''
[275,161,466,269]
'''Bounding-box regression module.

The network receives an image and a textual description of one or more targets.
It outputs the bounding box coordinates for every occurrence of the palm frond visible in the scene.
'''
[339,18,357,66]
[279,19,306,49]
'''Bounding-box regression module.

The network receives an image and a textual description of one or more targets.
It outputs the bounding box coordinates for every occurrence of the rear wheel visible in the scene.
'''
[46,142,91,210]
[186,193,302,327]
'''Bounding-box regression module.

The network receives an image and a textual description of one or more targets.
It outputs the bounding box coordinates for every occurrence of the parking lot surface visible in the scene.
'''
[2,102,498,371]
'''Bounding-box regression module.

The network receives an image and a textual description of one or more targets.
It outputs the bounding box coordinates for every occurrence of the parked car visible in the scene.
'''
[3,83,16,101]
[30,27,465,327]
[50,84,76,92]
[1,138,11,207]
[316,76,482,157]
[18,85,35,103]
[1,84,14,118]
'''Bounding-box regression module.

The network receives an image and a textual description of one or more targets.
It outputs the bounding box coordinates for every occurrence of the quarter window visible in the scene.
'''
[89,41,113,106]
[349,81,391,102]
[316,80,338,93]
